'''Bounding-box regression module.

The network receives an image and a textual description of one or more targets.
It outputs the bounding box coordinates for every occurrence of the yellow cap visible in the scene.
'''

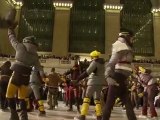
[90,50,101,57]
[138,66,146,74]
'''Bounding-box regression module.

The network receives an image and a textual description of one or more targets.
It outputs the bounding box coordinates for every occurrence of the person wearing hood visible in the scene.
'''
[102,29,137,120]
[135,66,158,119]
[5,8,45,120]
[74,50,106,120]
[64,62,81,112]
[27,66,46,116]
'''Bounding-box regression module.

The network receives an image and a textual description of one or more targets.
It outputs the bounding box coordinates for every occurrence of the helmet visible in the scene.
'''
[119,28,134,37]
[51,67,55,72]
[138,66,146,74]
[23,36,37,46]
[32,66,39,72]
[90,50,101,57]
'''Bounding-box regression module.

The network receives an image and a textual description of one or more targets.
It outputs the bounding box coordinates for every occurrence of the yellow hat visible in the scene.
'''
[90,50,101,57]
[138,66,146,74]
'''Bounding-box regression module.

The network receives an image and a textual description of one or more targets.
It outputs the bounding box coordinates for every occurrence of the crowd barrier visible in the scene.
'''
[0,57,160,77]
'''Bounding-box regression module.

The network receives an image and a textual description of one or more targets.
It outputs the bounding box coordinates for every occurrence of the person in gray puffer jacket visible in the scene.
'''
[27,66,46,116]
[102,29,137,120]
[74,50,106,120]
[5,8,45,120]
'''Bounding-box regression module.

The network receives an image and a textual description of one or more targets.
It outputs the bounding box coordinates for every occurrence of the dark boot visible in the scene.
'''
[9,109,19,120]
[8,98,19,120]
[20,110,28,120]
[38,111,46,116]
[74,115,85,120]
[97,116,102,120]
[19,100,28,120]
[67,101,73,111]
[37,100,46,116]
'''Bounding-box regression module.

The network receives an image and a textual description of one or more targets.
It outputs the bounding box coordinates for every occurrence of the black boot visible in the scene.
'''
[67,101,73,111]
[74,115,85,120]
[20,110,28,120]
[38,111,46,116]
[10,109,19,120]
[97,116,102,120]
[19,99,28,120]
[8,98,19,120]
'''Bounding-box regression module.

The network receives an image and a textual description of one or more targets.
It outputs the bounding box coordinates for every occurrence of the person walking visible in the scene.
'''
[102,29,137,120]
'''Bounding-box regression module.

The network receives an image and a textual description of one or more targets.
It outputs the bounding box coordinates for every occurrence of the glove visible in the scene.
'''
[9,21,18,29]
[5,8,16,23]
[5,8,17,28]
[107,77,119,86]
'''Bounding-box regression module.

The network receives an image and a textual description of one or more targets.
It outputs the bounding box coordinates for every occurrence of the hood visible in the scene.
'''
[95,58,105,64]
[23,43,37,54]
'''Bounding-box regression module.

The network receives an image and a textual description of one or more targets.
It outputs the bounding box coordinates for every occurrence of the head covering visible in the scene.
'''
[90,50,101,57]
[138,66,146,74]
[23,36,37,46]
[119,28,134,37]
[51,67,55,72]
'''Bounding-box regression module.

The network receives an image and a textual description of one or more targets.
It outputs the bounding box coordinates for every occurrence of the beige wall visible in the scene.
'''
[0,2,20,55]
[1,1,160,60]
[52,8,70,56]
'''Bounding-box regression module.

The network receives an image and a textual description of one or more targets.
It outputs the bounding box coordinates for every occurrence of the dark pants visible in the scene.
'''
[131,91,139,109]
[0,76,10,109]
[142,84,158,117]
[102,72,137,120]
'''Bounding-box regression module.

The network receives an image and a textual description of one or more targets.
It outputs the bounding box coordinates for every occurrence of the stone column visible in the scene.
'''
[104,6,121,60]
[52,7,70,56]
[153,12,160,59]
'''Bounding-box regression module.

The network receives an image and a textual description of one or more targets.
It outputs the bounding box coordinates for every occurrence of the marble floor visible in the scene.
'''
[0,101,160,120]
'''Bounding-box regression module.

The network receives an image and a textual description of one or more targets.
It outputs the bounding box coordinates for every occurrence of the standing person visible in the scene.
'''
[130,81,139,109]
[5,8,45,120]
[64,62,81,112]
[0,61,12,111]
[44,67,63,110]
[135,67,158,119]
[102,29,137,120]
[74,50,106,120]
[28,66,46,116]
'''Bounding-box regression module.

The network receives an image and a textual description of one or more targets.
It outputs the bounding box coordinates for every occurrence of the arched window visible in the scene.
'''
[69,0,105,53]
[120,0,154,56]
[18,0,54,52]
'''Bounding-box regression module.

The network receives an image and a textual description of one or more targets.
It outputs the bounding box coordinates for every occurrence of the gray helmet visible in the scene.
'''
[119,28,134,37]
[23,36,37,46]
[32,66,39,72]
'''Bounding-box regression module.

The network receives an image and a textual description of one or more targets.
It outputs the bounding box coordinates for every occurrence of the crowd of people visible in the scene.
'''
[1,7,160,120]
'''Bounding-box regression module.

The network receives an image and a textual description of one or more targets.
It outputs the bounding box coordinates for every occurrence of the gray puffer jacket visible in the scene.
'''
[86,58,106,86]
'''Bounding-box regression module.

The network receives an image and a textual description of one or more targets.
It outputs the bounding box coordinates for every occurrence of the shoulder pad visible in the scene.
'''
[112,41,131,53]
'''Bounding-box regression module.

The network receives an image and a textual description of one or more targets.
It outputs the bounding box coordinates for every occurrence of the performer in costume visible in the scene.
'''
[74,50,106,120]
[27,66,46,116]
[102,29,137,120]
[135,67,158,119]
[64,62,81,112]
[5,8,45,120]
[45,67,63,110]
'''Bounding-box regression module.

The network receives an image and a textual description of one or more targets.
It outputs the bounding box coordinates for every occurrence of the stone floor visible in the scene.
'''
[0,101,160,120]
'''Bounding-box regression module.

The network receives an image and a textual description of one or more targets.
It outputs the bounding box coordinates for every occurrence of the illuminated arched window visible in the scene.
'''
[69,0,105,53]
[18,0,54,52]
[120,0,154,56]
